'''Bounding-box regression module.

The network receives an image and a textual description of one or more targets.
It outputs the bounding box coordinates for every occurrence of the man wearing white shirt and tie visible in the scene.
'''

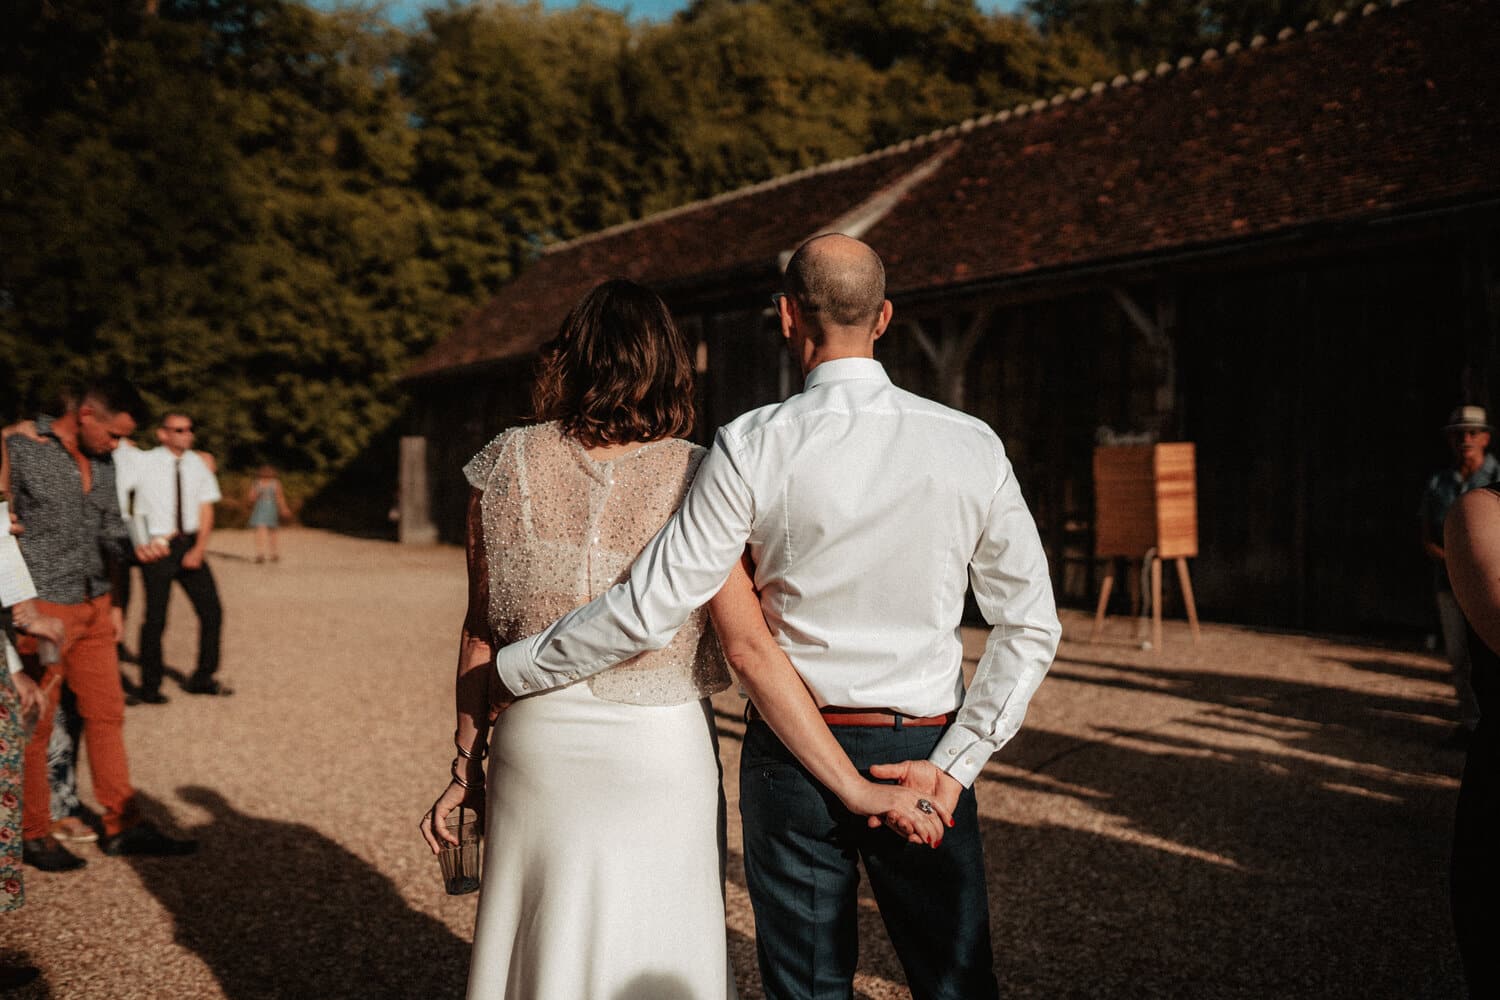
[495,234,1060,999]
[133,414,226,700]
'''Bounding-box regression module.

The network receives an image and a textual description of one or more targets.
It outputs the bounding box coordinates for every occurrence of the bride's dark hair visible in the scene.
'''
[531,278,696,447]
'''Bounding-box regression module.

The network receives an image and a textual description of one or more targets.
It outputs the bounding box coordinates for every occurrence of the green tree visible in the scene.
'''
[1025,0,1352,69]
[2,0,1123,504]
[403,2,643,295]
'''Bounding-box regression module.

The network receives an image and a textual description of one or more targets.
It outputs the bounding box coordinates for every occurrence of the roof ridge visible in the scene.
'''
[542,0,1417,257]
[887,0,1417,145]
[542,135,949,255]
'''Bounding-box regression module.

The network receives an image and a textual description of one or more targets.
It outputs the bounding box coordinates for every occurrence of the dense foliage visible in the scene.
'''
[0,0,1353,485]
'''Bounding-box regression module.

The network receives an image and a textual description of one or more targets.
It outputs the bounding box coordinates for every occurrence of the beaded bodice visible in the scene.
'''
[463,422,730,706]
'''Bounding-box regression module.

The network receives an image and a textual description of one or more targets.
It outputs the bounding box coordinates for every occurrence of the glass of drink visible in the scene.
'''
[438,806,482,895]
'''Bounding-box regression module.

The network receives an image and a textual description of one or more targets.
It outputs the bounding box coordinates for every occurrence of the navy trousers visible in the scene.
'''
[739,719,999,1000]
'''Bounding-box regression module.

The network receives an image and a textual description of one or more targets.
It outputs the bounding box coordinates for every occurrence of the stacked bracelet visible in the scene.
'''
[450,756,483,789]
[455,729,488,761]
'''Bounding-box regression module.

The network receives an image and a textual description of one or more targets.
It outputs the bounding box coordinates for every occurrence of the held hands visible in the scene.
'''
[865,759,964,843]
[842,777,953,847]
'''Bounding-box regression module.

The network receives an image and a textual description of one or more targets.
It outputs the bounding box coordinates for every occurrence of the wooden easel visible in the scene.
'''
[1089,443,1201,651]
[1090,553,1201,650]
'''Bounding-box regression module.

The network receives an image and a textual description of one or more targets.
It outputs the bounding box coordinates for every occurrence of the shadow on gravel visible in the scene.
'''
[1046,658,1456,749]
[972,666,1468,999]
[971,739,1466,998]
[0,952,49,1000]
[123,787,467,999]
[712,655,1467,997]
[1329,654,1454,685]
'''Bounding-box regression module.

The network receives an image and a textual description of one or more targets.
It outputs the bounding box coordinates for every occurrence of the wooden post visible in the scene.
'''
[1091,569,1115,642]
[903,308,992,411]
[1150,556,1163,652]
[398,436,438,545]
[1176,557,1202,643]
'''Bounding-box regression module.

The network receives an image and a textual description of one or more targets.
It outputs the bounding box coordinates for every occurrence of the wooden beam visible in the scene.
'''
[903,319,942,368]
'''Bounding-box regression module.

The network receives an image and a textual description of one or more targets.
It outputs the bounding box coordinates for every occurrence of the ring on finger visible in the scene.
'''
[916,798,934,815]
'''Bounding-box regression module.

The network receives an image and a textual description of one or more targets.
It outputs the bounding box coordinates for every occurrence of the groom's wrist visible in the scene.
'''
[494,636,536,692]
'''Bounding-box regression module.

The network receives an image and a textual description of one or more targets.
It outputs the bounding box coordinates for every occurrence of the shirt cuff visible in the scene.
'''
[929,728,997,788]
[5,637,23,676]
[495,633,545,695]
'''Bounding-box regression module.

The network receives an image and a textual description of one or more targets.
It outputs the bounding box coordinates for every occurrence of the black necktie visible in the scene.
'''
[175,458,185,536]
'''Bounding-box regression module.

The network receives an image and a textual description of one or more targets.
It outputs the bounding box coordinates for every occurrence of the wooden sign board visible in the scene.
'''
[1093,443,1198,559]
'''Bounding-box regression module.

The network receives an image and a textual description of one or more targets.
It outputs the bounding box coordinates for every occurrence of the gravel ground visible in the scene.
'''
[1,529,1470,999]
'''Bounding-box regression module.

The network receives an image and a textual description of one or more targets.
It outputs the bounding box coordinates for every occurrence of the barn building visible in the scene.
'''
[402,0,1500,634]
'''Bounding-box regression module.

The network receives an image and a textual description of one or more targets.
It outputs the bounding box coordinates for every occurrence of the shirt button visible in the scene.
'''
[963,757,974,767]
[520,682,530,691]
[947,748,957,756]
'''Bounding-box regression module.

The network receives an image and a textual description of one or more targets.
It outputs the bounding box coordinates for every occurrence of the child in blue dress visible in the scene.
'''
[246,465,289,563]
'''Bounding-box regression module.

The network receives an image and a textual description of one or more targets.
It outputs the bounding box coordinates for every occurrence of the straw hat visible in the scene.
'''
[1445,405,1492,432]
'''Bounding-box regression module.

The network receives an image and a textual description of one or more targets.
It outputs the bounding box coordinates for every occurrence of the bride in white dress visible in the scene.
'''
[421,279,943,999]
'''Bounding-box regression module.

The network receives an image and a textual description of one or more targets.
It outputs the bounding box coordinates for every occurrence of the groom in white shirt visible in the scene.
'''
[496,234,1060,999]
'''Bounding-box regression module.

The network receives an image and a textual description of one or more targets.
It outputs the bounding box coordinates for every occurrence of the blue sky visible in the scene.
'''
[319,1,1025,28]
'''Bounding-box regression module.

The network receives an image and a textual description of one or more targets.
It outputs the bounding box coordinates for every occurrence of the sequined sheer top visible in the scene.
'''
[463,422,730,706]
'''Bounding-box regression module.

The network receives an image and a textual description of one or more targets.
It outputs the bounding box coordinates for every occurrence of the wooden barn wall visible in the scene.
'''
[699,307,786,436]
[880,296,1140,610]
[874,231,1497,635]
[408,229,1496,637]
[1176,235,1497,633]
[410,363,534,545]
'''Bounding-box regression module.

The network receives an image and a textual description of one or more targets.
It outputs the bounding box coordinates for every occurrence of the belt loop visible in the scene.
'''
[892,713,904,731]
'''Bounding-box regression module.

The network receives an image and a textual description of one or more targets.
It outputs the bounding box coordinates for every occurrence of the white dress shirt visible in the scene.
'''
[131,448,222,537]
[496,357,1061,786]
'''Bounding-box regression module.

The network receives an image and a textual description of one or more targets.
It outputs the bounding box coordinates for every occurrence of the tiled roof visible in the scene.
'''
[872,0,1500,293]
[404,144,945,379]
[407,0,1500,380]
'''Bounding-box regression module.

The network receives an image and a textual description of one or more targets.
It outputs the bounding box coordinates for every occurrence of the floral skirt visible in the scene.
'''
[1,671,25,912]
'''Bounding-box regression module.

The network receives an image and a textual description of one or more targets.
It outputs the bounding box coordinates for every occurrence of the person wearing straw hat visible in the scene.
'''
[1420,405,1499,745]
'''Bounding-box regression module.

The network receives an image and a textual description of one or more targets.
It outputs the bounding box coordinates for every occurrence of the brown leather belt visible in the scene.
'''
[745,703,955,729]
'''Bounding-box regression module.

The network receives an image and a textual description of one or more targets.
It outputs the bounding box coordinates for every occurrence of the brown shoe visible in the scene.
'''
[51,815,99,844]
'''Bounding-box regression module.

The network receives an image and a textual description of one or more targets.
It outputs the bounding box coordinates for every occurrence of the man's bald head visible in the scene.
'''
[784,234,886,332]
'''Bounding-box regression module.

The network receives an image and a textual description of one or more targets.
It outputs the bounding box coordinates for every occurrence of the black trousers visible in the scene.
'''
[739,719,999,1000]
[138,534,222,694]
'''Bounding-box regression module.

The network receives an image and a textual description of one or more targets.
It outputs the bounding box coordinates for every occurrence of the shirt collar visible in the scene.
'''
[803,357,890,392]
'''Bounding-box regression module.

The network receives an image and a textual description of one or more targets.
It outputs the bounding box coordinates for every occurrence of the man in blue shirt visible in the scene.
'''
[1420,405,1499,743]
